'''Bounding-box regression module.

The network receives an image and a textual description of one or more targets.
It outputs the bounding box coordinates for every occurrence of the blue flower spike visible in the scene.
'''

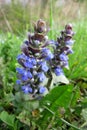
[16,20,75,100]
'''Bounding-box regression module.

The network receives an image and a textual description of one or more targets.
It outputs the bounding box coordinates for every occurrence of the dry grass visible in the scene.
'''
[0,0,87,33]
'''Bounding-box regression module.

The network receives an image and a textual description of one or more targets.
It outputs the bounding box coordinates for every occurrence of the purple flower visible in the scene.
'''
[39,86,46,94]
[37,72,46,82]
[16,21,75,98]
[21,75,28,81]
[24,57,36,68]
[16,68,32,78]
[24,60,33,68]
[16,68,32,81]
[54,67,63,76]
[59,53,68,61]
[39,61,49,72]
[17,54,27,61]
[21,85,33,94]
[66,48,74,54]
[62,61,69,68]
[16,68,24,74]
[27,71,33,78]
[22,71,32,81]
[16,80,21,85]
[65,39,74,45]
[24,40,29,45]
[41,48,54,60]
[17,54,23,60]
[50,40,58,47]
[30,57,36,65]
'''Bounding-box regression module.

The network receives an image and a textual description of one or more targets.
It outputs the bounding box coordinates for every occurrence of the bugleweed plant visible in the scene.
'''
[1,20,87,130]
[14,19,77,129]
[0,20,87,130]
[16,19,74,98]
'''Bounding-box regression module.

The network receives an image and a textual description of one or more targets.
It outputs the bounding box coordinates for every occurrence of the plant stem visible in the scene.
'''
[61,118,81,130]
[50,0,53,39]
[43,106,54,115]
[44,105,81,130]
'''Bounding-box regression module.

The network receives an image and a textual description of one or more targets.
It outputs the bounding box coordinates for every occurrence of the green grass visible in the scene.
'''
[67,21,87,80]
[0,20,87,129]
[1,1,87,129]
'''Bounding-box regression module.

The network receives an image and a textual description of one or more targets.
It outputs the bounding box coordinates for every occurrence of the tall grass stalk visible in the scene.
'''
[49,0,54,39]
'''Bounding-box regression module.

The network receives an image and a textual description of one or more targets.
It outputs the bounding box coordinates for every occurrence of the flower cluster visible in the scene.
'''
[50,23,74,73]
[16,20,75,99]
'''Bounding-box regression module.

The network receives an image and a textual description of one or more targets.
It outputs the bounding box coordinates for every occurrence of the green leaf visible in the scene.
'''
[39,84,73,128]
[81,108,87,122]
[4,93,15,103]
[0,111,15,128]
[23,100,40,111]
[14,92,39,111]
[41,84,73,108]
[81,108,87,129]
[17,110,30,126]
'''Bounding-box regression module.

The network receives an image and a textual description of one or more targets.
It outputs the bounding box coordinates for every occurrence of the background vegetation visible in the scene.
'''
[0,0,87,129]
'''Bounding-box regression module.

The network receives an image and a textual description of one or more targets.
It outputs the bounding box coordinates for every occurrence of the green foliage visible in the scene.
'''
[0,33,22,93]
[66,22,87,80]
[0,111,16,129]
[0,21,87,129]
[37,85,73,129]
[1,1,87,129]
